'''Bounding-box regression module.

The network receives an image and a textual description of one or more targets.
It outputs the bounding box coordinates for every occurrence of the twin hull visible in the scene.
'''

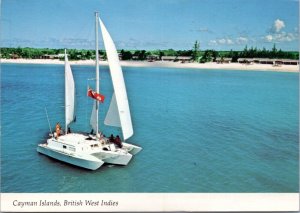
[37,134,141,170]
[37,145,104,170]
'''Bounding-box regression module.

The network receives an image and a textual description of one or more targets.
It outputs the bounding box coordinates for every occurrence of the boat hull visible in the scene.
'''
[122,142,142,155]
[37,144,104,170]
[92,150,133,165]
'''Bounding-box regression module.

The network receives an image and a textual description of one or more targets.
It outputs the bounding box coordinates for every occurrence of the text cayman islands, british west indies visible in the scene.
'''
[13,199,119,208]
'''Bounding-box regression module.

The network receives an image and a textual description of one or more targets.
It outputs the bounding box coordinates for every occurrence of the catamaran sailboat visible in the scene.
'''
[37,12,141,170]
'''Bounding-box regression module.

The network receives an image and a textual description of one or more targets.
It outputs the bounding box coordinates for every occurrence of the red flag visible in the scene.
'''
[87,88,105,103]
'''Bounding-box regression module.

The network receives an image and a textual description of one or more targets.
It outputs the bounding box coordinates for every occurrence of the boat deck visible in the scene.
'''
[57,133,106,145]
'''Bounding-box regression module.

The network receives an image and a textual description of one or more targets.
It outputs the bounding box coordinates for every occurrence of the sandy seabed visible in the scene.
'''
[1,58,299,72]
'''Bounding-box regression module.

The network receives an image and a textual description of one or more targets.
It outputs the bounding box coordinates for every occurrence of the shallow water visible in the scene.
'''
[1,63,298,192]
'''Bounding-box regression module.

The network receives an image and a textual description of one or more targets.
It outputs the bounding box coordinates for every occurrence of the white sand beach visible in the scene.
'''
[1,58,299,72]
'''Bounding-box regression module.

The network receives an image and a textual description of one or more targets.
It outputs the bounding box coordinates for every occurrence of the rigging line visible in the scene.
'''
[86,77,96,131]
[86,79,89,131]
[74,18,94,49]
[45,107,53,135]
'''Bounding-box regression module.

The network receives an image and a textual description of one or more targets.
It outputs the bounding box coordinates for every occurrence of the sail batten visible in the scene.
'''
[65,50,75,131]
[99,18,133,140]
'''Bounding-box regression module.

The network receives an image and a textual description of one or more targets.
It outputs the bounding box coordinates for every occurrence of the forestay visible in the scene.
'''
[99,18,133,140]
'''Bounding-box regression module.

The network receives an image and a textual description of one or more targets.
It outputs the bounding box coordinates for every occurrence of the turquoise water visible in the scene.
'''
[1,63,299,192]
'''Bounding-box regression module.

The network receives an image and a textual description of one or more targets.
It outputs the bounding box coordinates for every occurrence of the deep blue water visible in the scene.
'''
[1,63,299,192]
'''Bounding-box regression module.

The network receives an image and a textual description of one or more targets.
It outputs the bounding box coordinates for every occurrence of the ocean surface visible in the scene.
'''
[1,63,299,192]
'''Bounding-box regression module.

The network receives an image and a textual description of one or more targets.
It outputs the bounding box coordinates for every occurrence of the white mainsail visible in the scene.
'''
[99,18,133,140]
[65,50,75,131]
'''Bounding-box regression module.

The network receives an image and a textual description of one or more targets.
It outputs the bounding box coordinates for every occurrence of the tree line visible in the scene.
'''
[1,43,298,62]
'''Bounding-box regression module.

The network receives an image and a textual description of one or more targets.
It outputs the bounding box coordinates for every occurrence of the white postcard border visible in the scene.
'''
[1,193,299,212]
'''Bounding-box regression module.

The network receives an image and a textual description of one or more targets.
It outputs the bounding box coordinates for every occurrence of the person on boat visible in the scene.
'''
[114,135,122,148]
[67,127,71,134]
[109,134,115,143]
[98,132,104,139]
[55,122,61,139]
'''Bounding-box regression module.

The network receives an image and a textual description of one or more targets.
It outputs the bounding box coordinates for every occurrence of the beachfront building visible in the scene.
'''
[161,56,177,61]
[40,54,65,59]
[253,58,261,63]
[10,54,20,59]
[57,53,65,58]
[132,56,139,60]
[177,56,192,63]
[215,57,232,64]
[161,56,192,62]
[40,54,55,59]
[279,59,299,65]
[147,55,159,61]
[238,58,299,66]
[273,59,299,66]
[255,58,299,65]
[257,58,274,65]
[118,53,122,60]
[237,58,254,64]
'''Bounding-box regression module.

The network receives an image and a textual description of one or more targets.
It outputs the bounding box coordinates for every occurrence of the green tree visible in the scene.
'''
[192,40,200,61]
[200,49,218,63]
[120,49,132,60]
[158,50,164,60]
[271,43,277,58]
[86,50,92,59]
[164,49,177,56]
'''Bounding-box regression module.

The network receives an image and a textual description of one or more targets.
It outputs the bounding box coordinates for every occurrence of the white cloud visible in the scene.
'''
[209,36,252,46]
[263,19,298,44]
[218,38,226,44]
[272,19,285,32]
[209,40,218,45]
[209,38,235,45]
[264,32,298,43]
[236,36,248,44]
[227,39,234,44]
[264,35,273,42]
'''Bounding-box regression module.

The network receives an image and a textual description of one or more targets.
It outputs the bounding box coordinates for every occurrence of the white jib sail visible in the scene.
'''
[104,93,121,127]
[90,101,97,133]
[65,50,75,130]
[99,18,133,140]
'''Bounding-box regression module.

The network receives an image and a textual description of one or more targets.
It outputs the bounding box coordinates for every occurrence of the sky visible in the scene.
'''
[1,0,299,51]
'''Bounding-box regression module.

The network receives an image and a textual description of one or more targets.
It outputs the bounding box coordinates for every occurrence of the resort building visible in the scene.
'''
[147,55,159,61]
[215,57,232,64]
[118,53,122,60]
[161,56,192,62]
[279,59,299,65]
[10,54,20,59]
[238,58,299,66]
[253,58,261,63]
[132,56,139,60]
[257,58,274,65]
[40,54,65,59]
[237,58,254,64]
[161,56,177,61]
[177,56,192,63]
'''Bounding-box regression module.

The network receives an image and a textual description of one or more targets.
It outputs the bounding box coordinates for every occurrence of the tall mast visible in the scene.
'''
[64,48,68,133]
[95,12,99,136]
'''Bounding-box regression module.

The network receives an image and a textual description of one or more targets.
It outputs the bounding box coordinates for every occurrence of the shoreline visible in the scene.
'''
[1,58,299,72]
